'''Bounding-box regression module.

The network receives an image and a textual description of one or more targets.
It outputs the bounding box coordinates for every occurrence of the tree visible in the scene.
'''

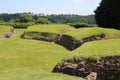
[9,19,15,22]
[19,13,33,23]
[0,13,96,24]
[95,0,120,29]
[36,17,50,24]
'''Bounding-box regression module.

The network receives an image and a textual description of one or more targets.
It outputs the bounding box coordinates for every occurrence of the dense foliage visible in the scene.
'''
[46,14,96,24]
[95,0,120,29]
[0,13,96,24]
[19,13,33,23]
[36,17,50,24]
[12,23,34,29]
[0,22,34,29]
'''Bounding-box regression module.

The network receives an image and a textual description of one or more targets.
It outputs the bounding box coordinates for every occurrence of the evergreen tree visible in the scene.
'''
[95,0,120,29]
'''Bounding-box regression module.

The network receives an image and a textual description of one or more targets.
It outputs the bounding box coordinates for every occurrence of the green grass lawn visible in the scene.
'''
[27,24,75,34]
[0,38,68,71]
[66,39,120,59]
[0,25,13,38]
[0,24,120,80]
[0,24,85,80]
[0,68,83,80]
[66,27,120,39]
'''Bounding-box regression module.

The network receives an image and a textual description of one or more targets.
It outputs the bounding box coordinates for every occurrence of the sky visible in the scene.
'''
[0,0,101,15]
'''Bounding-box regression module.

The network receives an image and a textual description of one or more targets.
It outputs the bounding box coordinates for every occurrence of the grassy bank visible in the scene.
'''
[66,39,120,59]
[27,24,75,34]
[66,27,120,39]
[0,38,68,71]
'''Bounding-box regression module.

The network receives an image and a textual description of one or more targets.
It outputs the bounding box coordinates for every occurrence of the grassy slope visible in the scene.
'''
[66,27,120,39]
[65,27,120,59]
[14,24,73,38]
[66,39,120,59]
[0,68,83,80]
[1,25,120,79]
[0,25,84,80]
[27,24,75,34]
[0,38,68,71]
[0,25,12,38]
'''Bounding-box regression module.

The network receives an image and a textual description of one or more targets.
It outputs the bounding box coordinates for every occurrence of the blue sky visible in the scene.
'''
[0,0,101,15]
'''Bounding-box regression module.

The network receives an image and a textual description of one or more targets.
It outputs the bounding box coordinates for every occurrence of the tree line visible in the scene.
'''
[0,13,96,24]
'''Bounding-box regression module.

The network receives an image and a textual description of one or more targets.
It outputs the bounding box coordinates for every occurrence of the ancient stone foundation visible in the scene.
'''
[53,56,120,80]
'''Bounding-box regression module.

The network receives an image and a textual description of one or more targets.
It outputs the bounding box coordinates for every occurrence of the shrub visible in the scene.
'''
[69,23,94,28]
[12,23,31,29]
[0,22,34,29]
[36,18,51,24]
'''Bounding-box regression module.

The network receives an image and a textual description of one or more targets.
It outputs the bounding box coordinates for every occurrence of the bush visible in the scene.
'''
[69,23,95,28]
[36,18,51,24]
[0,22,35,29]
[12,23,33,29]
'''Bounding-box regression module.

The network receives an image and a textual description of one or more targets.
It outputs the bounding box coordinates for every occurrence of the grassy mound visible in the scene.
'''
[22,26,120,51]
[27,24,75,33]
[0,38,68,71]
[66,27,120,40]
[0,68,83,80]
[66,39,120,59]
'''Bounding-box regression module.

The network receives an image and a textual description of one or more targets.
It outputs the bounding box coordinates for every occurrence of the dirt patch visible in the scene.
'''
[53,56,120,80]
[21,32,58,42]
[55,33,105,50]
[5,29,18,38]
